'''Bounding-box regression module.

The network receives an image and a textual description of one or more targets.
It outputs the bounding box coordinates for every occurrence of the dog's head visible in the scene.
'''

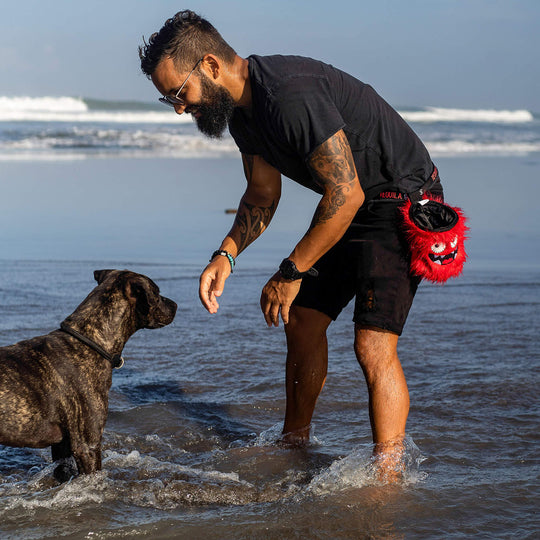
[94,269,177,329]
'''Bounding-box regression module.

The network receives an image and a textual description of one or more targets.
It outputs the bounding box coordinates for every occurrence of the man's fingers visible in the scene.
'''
[260,273,300,327]
[212,274,226,297]
[269,303,281,327]
[199,272,219,313]
[281,303,290,325]
[261,297,278,327]
[199,259,232,314]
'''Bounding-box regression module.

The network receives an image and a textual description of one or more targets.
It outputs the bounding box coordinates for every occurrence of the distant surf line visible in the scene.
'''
[0,96,535,125]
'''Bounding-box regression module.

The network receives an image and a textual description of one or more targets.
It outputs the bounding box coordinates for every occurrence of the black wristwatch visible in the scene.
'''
[278,258,319,280]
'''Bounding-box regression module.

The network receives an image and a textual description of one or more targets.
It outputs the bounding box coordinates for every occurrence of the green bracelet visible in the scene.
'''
[211,250,235,273]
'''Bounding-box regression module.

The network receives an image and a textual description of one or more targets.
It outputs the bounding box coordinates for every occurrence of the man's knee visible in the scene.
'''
[285,306,332,343]
[354,325,399,375]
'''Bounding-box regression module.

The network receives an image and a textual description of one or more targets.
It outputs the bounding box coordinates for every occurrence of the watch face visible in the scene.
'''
[279,259,300,280]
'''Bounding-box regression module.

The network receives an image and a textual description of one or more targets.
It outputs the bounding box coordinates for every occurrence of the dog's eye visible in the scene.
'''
[431,242,446,254]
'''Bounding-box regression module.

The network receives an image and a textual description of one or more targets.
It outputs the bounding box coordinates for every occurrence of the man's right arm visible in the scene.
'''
[224,153,281,257]
[198,153,281,313]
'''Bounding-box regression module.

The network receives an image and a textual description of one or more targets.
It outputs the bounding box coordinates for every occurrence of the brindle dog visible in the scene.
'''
[0,269,177,482]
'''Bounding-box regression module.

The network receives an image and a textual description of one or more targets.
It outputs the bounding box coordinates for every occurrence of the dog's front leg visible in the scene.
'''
[52,436,78,483]
[72,441,102,476]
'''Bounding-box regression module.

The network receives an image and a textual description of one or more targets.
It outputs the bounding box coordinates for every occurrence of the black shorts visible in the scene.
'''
[293,199,421,335]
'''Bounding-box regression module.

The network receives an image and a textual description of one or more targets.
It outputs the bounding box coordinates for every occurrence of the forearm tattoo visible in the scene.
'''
[234,154,279,253]
[235,199,277,253]
[307,130,357,227]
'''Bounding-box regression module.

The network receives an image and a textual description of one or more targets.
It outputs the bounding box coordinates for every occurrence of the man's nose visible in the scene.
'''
[174,103,186,115]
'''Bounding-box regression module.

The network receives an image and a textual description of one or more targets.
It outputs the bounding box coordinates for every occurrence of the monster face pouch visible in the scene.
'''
[400,197,469,283]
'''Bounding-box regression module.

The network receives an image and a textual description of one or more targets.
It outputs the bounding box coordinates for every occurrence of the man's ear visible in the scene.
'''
[201,54,221,80]
[94,269,115,284]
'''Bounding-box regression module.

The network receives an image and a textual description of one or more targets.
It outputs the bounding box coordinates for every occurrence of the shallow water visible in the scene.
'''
[0,154,539,538]
[0,259,538,539]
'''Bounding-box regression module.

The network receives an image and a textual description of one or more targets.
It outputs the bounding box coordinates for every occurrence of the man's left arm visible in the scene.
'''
[260,129,365,326]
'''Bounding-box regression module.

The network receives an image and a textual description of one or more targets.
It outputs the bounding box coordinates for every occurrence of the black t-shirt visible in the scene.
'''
[228,55,435,198]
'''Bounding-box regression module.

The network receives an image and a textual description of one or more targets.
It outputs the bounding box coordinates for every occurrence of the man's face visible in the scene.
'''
[151,57,235,139]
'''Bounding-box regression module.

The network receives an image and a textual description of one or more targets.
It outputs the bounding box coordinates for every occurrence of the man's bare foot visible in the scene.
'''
[372,437,405,483]
[278,425,311,447]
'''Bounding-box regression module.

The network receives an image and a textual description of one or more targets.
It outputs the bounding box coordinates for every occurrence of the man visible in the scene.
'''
[139,10,443,473]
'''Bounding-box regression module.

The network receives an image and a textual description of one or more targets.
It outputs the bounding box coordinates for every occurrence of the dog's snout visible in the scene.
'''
[163,296,177,317]
[145,295,177,329]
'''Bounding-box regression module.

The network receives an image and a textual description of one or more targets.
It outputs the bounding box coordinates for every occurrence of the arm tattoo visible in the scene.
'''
[307,130,357,227]
[235,198,277,254]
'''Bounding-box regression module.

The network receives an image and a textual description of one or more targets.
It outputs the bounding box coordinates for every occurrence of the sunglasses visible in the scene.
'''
[158,57,204,108]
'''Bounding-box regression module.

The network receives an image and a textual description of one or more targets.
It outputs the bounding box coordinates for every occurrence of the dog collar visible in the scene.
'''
[59,322,125,369]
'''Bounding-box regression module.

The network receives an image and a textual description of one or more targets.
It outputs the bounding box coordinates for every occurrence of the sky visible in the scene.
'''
[1,0,539,111]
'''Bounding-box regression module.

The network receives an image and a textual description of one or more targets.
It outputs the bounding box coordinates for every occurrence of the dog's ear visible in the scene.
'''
[94,269,115,284]
[125,279,151,319]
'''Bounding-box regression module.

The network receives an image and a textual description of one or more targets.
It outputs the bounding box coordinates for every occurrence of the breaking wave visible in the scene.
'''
[399,107,534,124]
[0,96,188,124]
[1,96,538,159]
[1,96,534,125]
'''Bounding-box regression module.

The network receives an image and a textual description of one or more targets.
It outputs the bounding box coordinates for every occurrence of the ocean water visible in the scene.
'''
[0,97,539,539]
[0,96,539,161]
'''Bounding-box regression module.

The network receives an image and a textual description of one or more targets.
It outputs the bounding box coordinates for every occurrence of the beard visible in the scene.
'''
[190,73,236,139]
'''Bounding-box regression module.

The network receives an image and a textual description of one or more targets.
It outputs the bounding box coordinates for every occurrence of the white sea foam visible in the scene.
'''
[103,449,247,484]
[400,107,534,124]
[2,138,537,161]
[0,152,88,161]
[0,96,88,113]
[1,96,535,125]
[0,128,238,161]
[0,96,538,160]
[425,140,540,156]
[1,469,109,514]
[306,436,427,494]
[0,109,190,124]
[0,96,190,124]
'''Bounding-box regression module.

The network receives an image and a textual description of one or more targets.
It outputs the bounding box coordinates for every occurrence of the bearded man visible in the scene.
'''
[139,10,444,476]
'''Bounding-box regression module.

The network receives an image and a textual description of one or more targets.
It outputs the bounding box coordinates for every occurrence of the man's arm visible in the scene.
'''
[224,154,281,257]
[199,153,281,313]
[260,129,365,326]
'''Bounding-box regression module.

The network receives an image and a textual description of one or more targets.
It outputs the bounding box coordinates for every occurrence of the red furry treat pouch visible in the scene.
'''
[400,198,469,283]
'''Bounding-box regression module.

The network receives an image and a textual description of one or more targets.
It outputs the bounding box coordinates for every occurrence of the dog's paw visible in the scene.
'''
[53,457,78,483]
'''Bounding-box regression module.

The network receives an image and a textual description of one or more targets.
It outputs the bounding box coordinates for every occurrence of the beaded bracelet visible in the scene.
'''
[210,250,235,273]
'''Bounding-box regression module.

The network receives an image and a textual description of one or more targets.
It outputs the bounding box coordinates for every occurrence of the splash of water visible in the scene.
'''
[307,435,427,495]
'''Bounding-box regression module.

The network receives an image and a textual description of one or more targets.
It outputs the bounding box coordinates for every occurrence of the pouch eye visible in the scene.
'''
[431,242,446,254]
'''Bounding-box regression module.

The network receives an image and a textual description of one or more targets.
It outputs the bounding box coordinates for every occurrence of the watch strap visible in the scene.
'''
[279,258,318,280]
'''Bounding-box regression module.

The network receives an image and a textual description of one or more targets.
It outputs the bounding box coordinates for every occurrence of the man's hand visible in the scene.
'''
[260,272,302,326]
[199,256,232,313]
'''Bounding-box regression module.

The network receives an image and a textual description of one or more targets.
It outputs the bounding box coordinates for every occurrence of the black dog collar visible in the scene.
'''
[59,322,124,369]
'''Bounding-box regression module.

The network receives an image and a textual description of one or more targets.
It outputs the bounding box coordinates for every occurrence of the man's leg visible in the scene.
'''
[281,305,332,445]
[354,326,409,443]
[354,325,409,479]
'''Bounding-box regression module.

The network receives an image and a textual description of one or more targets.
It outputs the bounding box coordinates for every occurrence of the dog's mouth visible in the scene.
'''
[146,320,170,329]
[145,299,177,329]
